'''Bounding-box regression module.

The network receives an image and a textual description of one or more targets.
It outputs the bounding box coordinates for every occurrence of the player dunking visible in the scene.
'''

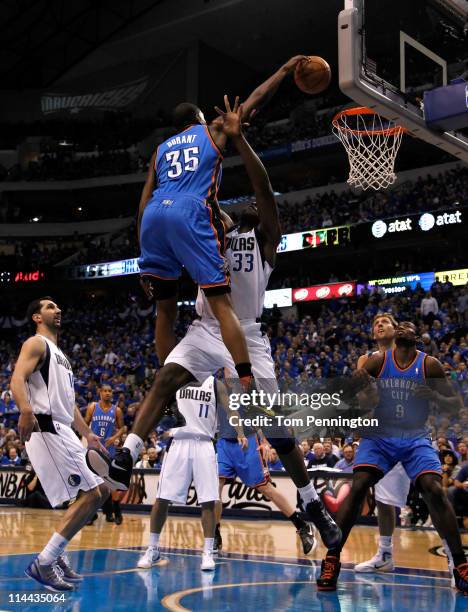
[139,57,307,390]
[355,314,455,580]
[85,384,126,524]
[317,321,468,595]
[10,297,109,592]
[137,376,235,571]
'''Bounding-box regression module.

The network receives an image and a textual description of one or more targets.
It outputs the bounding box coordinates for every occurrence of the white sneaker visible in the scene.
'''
[354,551,394,573]
[201,552,215,571]
[137,547,161,569]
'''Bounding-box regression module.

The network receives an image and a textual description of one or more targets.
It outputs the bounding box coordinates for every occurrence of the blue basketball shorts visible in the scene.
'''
[354,436,442,482]
[138,194,229,291]
[217,435,269,488]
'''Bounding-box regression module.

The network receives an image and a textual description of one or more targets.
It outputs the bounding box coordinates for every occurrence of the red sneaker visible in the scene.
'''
[317,555,341,591]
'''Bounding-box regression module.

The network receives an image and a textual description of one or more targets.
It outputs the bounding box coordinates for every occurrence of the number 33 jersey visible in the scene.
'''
[173,376,218,440]
[154,124,222,204]
[196,226,273,321]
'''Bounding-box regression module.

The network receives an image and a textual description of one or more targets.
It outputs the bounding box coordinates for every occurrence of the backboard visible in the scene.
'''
[338,0,468,162]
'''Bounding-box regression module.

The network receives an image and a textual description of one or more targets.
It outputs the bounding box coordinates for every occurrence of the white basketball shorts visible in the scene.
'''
[157,438,219,504]
[25,420,103,508]
[166,319,278,394]
[375,462,411,508]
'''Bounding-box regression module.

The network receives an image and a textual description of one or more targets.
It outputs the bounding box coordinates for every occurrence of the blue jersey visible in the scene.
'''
[374,349,429,438]
[90,402,116,441]
[153,124,223,203]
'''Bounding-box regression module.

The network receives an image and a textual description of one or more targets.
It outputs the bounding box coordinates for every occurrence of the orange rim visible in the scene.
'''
[332,107,408,136]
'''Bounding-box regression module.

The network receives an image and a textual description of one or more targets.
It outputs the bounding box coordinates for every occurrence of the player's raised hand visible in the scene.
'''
[214,95,244,138]
[282,55,309,73]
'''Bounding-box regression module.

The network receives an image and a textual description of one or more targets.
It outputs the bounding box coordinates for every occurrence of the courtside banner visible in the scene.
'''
[292,282,356,303]
[366,272,435,294]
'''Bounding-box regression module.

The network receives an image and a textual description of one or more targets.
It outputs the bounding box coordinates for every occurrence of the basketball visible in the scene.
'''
[294,56,331,95]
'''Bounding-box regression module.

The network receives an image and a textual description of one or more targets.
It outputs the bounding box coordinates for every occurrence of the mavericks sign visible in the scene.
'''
[41,77,148,115]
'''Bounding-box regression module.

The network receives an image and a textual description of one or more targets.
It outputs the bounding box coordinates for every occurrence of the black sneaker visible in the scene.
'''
[105,514,114,522]
[305,499,341,549]
[317,555,341,591]
[86,447,132,491]
[297,523,315,555]
[213,526,222,555]
[114,514,123,525]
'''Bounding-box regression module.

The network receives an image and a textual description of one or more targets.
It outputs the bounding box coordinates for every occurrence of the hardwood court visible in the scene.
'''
[0,507,465,611]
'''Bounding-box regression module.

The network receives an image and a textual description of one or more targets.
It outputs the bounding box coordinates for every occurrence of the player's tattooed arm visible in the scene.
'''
[10,336,45,442]
[415,355,463,413]
[354,353,383,411]
[137,151,157,244]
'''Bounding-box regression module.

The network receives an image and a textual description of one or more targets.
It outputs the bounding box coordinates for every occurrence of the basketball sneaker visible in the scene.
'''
[213,526,222,555]
[453,562,468,595]
[86,447,132,491]
[305,499,342,549]
[137,547,161,569]
[56,555,83,582]
[201,552,216,571]
[316,555,341,591]
[354,550,394,573]
[297,523,316,555]
[25,558,74,592]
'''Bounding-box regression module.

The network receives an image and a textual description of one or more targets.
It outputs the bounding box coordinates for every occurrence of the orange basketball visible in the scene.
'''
[294,56,331,95]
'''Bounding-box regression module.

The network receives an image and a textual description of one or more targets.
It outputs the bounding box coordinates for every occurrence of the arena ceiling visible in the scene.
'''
[0,0,342,90]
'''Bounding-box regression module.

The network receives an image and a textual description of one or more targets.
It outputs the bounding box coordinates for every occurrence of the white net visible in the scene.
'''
[332,108,405,191]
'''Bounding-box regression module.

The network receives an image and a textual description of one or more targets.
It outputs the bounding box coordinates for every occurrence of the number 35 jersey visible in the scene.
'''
[26,334,75,426]
[173,376,218,440]
[196,226,273,321]
[154,124,222,204]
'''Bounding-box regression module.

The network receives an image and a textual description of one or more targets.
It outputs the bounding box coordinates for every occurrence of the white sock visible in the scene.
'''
[38,532,69,565]
[442,539,454,568]
[204,538,214,554]
[378,535,393,552]
[149,532,160,549]
[124,433,145,463]
[298,483,319,505]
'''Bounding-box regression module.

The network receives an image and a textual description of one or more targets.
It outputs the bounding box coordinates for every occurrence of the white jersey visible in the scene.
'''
[26,334,75,426]
[196,226,273,321]
[173,375,217,439]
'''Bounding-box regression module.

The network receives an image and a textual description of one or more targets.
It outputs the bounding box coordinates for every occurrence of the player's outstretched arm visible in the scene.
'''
[10,337,45,442]
[215,96,281,265]
[137,151,157,244]
[209,56,307,150]
[241,55,308,120]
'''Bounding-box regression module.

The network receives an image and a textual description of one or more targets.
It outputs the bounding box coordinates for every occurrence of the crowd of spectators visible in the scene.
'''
[0,164,465,274]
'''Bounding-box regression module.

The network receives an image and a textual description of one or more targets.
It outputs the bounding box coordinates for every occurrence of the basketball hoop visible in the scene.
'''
[332,107,407,191]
